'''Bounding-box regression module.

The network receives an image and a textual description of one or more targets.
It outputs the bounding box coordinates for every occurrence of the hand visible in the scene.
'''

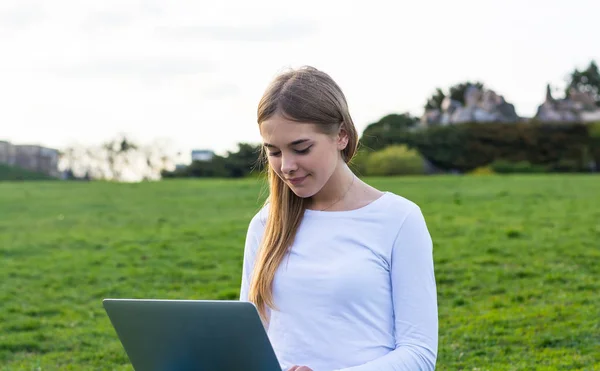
[288,366,313,371]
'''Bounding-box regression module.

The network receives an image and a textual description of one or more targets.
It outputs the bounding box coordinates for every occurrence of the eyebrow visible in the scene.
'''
[263,139,310,148]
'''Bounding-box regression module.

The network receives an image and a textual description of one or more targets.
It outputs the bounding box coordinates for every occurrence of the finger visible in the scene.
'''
[288,367,299,371]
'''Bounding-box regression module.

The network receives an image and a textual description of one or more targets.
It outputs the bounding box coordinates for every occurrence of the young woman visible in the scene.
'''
[239,66,438,371]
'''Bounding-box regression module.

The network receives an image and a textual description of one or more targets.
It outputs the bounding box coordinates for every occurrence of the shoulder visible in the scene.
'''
[380,192,432,248]
[247,202,270,235]
[371,192,430,239]
[243,203,270,260]
[375,191,423,221]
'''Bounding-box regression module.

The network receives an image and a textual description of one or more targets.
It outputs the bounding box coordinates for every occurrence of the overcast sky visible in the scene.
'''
[1,0,598,161]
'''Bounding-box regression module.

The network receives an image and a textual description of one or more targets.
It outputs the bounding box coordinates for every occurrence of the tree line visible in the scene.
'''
[60,60,600,180]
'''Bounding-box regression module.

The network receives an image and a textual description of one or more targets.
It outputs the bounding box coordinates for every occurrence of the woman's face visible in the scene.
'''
[260,114,347,198]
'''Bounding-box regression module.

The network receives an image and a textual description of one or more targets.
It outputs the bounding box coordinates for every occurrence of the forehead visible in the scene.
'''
[260,115,322,145]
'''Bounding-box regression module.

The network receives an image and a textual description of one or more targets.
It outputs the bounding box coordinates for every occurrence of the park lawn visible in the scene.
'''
[0,174,599,370]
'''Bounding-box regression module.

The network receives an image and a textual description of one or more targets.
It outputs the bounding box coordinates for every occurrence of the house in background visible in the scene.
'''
[0,141,17,166]
[0,140,60,178]
[191,149,214,162]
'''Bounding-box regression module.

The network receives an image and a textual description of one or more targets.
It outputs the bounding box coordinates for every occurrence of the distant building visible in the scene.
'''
[0,141,17,166]
[191,149,214,162]
[0,140,60,177]
[534,84,600,122]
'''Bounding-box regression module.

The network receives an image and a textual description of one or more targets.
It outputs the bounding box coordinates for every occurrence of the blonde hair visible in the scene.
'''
[248,66,359,320]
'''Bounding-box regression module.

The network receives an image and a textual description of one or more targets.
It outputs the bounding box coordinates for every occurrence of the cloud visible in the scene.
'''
[81,11,134,32]
[156,18,318,42]
[0,2,45,30]
[200,83,240,100]
[80,0,164,33]
[51,57,215,80]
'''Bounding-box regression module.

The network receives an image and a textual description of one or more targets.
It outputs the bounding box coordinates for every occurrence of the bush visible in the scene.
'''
[0,164,57,181]
[469,166,495,175]
[588,121,600,170]
[365,145,425,176]
[413,122,592,172]
[411,124,477,172]
[359,113,418,151]
[349,147,371,176]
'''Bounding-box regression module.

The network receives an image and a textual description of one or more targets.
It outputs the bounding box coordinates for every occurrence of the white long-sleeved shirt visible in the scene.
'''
[239,191,438,371]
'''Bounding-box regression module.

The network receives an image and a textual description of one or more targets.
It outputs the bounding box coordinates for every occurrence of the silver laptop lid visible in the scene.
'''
[103,299,281,371]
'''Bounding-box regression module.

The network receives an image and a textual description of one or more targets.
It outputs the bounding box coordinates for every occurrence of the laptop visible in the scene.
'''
[103,298,282,371]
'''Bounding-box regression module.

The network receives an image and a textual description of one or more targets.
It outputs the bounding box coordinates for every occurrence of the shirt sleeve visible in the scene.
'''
[239,211,263,301]
[239,209,271,327]
[334,205,438,371]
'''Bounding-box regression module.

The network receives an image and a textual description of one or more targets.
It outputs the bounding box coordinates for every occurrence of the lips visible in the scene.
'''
[287,175,308,185]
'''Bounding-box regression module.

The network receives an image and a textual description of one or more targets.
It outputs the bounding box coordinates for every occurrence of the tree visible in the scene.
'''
[449,82,484,105]
[359,113,419,152]
[566,60,600,107]
[424,81,485,110]
[102,135,138,181]
[184,155,229,178]
[425,88,445,110]
[225,142,263,177]
[162,142,262,179]
[60,134,179,181]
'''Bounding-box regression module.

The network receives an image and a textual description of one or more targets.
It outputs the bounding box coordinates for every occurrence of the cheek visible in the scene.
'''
[267,157,280,171]
[267,157,287,179]
[315,144,338,166]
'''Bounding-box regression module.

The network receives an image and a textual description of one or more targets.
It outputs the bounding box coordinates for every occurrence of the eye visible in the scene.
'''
[267,151,281,157]
[295,146,312,154]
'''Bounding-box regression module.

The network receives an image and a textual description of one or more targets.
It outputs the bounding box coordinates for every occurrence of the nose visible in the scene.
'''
[280,153,298,175]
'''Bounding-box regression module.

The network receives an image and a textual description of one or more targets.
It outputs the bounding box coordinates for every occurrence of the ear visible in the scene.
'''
[336,125,349,151]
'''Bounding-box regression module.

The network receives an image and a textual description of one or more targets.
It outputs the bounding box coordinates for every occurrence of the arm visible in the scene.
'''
[239,210,271,327]
[239,217,259,303]
[239,211,264,302]
[334,205,438,371]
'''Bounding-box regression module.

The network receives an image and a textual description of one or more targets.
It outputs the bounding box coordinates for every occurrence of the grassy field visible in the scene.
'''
[1,174,599,370]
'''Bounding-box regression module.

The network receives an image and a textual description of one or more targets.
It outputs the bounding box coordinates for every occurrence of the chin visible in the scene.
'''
[288,186,317,199]
[288,181,321,199]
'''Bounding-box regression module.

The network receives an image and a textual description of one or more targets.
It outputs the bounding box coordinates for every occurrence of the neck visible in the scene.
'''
[309,162,355,210]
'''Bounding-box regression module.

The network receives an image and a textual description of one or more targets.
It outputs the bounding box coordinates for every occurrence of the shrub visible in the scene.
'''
[349,147,371,176]
[0,164,56,181]
[411,123,476,172]
[413,122,591,172]
[588,121,600,171]
[365,145,426,176]
[469,166,495,175]
[359,113,418,151]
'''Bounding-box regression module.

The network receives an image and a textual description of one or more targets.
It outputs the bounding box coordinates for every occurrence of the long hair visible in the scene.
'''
[248,66,359,321]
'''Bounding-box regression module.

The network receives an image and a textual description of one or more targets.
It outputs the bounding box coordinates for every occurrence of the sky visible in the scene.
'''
[1,0,598,163]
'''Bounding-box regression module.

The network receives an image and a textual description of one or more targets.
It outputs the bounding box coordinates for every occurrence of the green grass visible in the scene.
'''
[1,174,599,370]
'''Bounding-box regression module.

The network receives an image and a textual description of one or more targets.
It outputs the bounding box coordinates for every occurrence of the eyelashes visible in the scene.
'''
[267,146,312,157]
[296,147,311,155]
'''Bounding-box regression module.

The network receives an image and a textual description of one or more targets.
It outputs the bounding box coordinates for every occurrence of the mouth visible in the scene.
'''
[287,175,308,185]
